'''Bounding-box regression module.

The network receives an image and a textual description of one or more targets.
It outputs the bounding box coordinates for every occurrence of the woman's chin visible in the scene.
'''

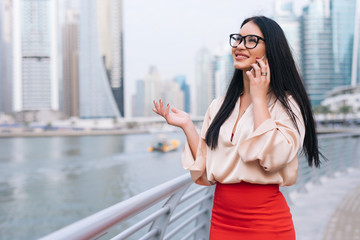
[234,63,251,71]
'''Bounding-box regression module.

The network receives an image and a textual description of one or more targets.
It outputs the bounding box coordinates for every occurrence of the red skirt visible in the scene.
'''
[210,182,295,240]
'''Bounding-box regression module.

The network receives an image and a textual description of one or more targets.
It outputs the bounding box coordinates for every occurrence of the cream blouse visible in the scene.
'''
[181,94,305,187]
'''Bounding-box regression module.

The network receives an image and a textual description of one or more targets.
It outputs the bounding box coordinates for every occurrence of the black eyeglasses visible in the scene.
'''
[229,34,265,49]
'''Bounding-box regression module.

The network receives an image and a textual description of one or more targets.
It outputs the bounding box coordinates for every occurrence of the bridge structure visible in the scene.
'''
[40,130,360,240]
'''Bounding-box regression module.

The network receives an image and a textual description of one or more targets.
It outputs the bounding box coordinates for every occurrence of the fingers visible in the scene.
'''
[164,103,170,119]
[256,58,270,80]
[152,99,166,115]
[152,100,172,121]
[251,62,261,80]
[171,107,179,113]
[152,100,159,113]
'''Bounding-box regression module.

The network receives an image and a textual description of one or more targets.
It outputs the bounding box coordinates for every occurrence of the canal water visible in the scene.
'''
[0,131,187,240]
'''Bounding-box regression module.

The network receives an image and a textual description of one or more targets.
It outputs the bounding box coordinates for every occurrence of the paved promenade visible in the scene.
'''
[290,168,360,240]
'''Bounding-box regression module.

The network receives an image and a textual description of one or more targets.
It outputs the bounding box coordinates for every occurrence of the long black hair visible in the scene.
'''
[205,16,323,168]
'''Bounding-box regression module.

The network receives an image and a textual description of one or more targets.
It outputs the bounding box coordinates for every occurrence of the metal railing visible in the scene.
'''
[40,132,360,240]
[40,174,214,240]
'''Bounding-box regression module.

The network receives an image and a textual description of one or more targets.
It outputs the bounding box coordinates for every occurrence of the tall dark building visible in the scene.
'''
[98,0,124,117]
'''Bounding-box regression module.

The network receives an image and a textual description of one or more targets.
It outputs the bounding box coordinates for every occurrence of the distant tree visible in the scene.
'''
[314,105,331,114]
[337,105,353,125]
[314,105,332,126]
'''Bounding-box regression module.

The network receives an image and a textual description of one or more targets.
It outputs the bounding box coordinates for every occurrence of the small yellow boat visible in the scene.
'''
[148,139,180,153]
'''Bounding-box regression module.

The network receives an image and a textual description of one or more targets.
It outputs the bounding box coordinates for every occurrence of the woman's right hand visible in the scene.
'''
[152,99,191,130]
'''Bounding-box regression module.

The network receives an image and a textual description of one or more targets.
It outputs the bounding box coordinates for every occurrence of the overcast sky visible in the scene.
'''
[122,0,309,116]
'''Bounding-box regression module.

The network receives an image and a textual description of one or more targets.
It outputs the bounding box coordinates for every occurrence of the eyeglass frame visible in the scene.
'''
[229,34,265,49]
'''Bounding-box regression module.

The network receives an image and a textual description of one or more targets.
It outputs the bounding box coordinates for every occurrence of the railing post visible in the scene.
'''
[296,157,308,193]
[194,186,214,240]
[340,137,348,173]
[325,138,335,179]
[352,136,360,168]
[147,183,192,240]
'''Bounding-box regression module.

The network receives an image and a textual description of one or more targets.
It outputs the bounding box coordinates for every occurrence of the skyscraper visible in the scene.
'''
[12,0,59,119]
[274,0,302,71]
[98,0,124,117]
[133,67,185,117]
[2,0,13,114]
[351,0,360,86]
[132,79,144,117]
[330,0,357,87]
[174,75,191,113]
[78,0,120,118]
[62,9,79,118]
[213,44,234,99]
[0,0,4,113]
[301,0,359,106]
[301,0,334,106]
[195,48,214,116]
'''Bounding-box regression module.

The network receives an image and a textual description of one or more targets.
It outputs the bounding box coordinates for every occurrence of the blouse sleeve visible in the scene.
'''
[238,97,305,172]
[181,100,216,186]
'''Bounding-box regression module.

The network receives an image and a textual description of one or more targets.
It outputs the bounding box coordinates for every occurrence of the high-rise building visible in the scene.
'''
[351,0,360,86]
[274,0,302,71]
[132,79,145,117]
[12,0,59,120]
[301,0,359,106]
[78,0,120,118]
[0,0,4,113]
[62,9,79,118]
[98,0,124,117]
[174,75,191,113]
[195,48,214,116]
[2,0,13,114]
[213,44,234,99]
[133,67,185,117]
[330,0,357,87]
[301,0,334,106]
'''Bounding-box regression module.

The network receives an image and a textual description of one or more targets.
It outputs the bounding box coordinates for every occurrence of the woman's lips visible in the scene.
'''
[234,53,249,60]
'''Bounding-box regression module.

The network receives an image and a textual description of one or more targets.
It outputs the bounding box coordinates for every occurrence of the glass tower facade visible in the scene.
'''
[331,0,357,87]
[301,0,334,106]
[78,0,120,118]
[301,0,359,106]
[13,0,58,112]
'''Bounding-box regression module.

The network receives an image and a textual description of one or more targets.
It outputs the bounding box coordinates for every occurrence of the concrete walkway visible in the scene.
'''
[322,184,360,240]
[290,168,360,240]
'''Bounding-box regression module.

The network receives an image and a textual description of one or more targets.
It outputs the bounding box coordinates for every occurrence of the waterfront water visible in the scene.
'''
[0,131,187,240]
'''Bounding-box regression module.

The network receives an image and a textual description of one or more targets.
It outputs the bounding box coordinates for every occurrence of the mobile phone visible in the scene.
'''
[250,55,266,73]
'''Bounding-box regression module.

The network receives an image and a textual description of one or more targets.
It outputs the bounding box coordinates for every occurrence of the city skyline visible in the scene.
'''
[122,0,309,116]
[2,0,360,121]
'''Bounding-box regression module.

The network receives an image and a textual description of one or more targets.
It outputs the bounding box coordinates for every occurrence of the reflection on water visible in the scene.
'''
[0,131,187,240]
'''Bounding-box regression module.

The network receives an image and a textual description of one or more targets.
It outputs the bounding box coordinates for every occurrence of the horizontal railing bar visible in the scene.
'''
[164,209,207,240]
[138,228,159,240]
[180,223,206,240]
[111,206,170,240]
[179,186,207,204]
[169,194,212,224]
[39,174,192,240]
[318,132,360,139]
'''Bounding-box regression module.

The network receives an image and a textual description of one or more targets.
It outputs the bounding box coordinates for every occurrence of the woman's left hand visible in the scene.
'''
[246,58,271,104]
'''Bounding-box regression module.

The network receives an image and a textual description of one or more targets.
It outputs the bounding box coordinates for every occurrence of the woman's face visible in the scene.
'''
[232,21,266,71]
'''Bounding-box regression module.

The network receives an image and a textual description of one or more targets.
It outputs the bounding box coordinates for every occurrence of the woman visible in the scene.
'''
[153,16,322,240]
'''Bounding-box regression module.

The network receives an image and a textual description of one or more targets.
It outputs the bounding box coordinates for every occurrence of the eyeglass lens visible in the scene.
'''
[230,35,259,49]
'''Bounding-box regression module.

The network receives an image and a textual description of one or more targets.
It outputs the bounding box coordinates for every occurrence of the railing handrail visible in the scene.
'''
[318,131,360,139]
[40,174,195,240]
[40,131,360,240]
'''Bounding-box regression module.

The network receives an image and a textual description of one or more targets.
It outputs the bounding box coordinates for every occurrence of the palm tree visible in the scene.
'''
[314,105,332,126]
[337,105,353,125]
